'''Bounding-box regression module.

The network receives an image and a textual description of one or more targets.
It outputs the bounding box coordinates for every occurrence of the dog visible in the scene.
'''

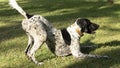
[9,0,109,65]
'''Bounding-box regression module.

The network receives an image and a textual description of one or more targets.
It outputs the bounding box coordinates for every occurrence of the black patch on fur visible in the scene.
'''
[26,13,33,19]
[76,18,99,34]
[61,29,71,45]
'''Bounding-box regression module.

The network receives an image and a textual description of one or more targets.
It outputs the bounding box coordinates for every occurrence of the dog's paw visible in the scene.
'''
[37,62,44,65]
[26,51,32,58]
[102,55,110,59]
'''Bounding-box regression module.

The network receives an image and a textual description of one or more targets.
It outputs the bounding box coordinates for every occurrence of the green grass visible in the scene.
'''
[0,0,120,68]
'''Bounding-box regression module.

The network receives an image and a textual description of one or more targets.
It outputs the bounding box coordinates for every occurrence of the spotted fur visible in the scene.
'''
[9,0,109,65]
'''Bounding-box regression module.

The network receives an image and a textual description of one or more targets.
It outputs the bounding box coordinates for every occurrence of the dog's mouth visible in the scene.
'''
[88,24,99,34]
[90,31,96,34]
[86,29,98,34]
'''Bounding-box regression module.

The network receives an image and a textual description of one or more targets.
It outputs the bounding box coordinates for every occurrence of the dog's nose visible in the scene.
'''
[96,24,99,29]
[93,23,99,30]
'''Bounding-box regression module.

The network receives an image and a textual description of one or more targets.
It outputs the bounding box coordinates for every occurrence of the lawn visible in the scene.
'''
[0,0,120,68]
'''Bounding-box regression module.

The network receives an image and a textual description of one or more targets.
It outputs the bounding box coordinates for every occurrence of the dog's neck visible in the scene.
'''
[71,23,84,36]
[67,23,83,39]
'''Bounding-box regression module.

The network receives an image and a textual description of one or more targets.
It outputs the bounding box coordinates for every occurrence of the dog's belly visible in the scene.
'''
[46,30,71,56]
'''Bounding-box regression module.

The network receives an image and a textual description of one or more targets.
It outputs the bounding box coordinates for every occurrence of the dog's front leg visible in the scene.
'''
[77,53,109,59]
[70,40,109,59]
[80,45,97,49]
[70,39,81,57]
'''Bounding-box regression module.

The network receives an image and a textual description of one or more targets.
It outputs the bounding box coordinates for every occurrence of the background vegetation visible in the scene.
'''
[0,0,120,68]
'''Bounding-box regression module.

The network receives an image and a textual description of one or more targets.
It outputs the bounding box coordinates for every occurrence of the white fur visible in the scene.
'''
[9,0,27,19]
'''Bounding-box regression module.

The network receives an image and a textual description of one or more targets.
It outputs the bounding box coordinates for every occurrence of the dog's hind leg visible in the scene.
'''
[26,35,45,65]
[26,27,47,65]
[25,33,34,54]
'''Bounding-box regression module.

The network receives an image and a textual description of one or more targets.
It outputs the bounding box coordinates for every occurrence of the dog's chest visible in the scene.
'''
[46,29,71,56]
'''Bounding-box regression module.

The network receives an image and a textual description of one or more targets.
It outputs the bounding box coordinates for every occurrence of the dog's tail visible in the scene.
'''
[9,0,32,19]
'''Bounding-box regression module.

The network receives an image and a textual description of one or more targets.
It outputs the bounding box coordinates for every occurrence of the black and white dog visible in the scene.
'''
[9,0,108,65]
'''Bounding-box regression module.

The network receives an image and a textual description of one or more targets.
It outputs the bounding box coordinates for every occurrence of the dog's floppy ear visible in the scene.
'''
[76,18,99,34]
[76,18,89,32]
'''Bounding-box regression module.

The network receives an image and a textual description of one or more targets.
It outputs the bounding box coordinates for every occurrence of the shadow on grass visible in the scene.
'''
[65,39,120,68]
[0,0,120,38]
[0,0,120,42]
[0,21,25,42]
[1,0,120,19]
[66,49,120,68]
[0,0,120,68]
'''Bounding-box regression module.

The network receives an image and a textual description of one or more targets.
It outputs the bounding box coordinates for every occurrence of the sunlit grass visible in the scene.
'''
[0,0,120,68]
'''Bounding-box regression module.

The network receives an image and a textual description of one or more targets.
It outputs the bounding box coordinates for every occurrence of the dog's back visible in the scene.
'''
[9,0,53,32]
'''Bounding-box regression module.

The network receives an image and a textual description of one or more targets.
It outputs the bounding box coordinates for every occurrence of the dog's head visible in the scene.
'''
[76,18,99,34]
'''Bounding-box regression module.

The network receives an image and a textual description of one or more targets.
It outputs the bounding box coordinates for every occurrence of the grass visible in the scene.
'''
[0,0,120,68]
